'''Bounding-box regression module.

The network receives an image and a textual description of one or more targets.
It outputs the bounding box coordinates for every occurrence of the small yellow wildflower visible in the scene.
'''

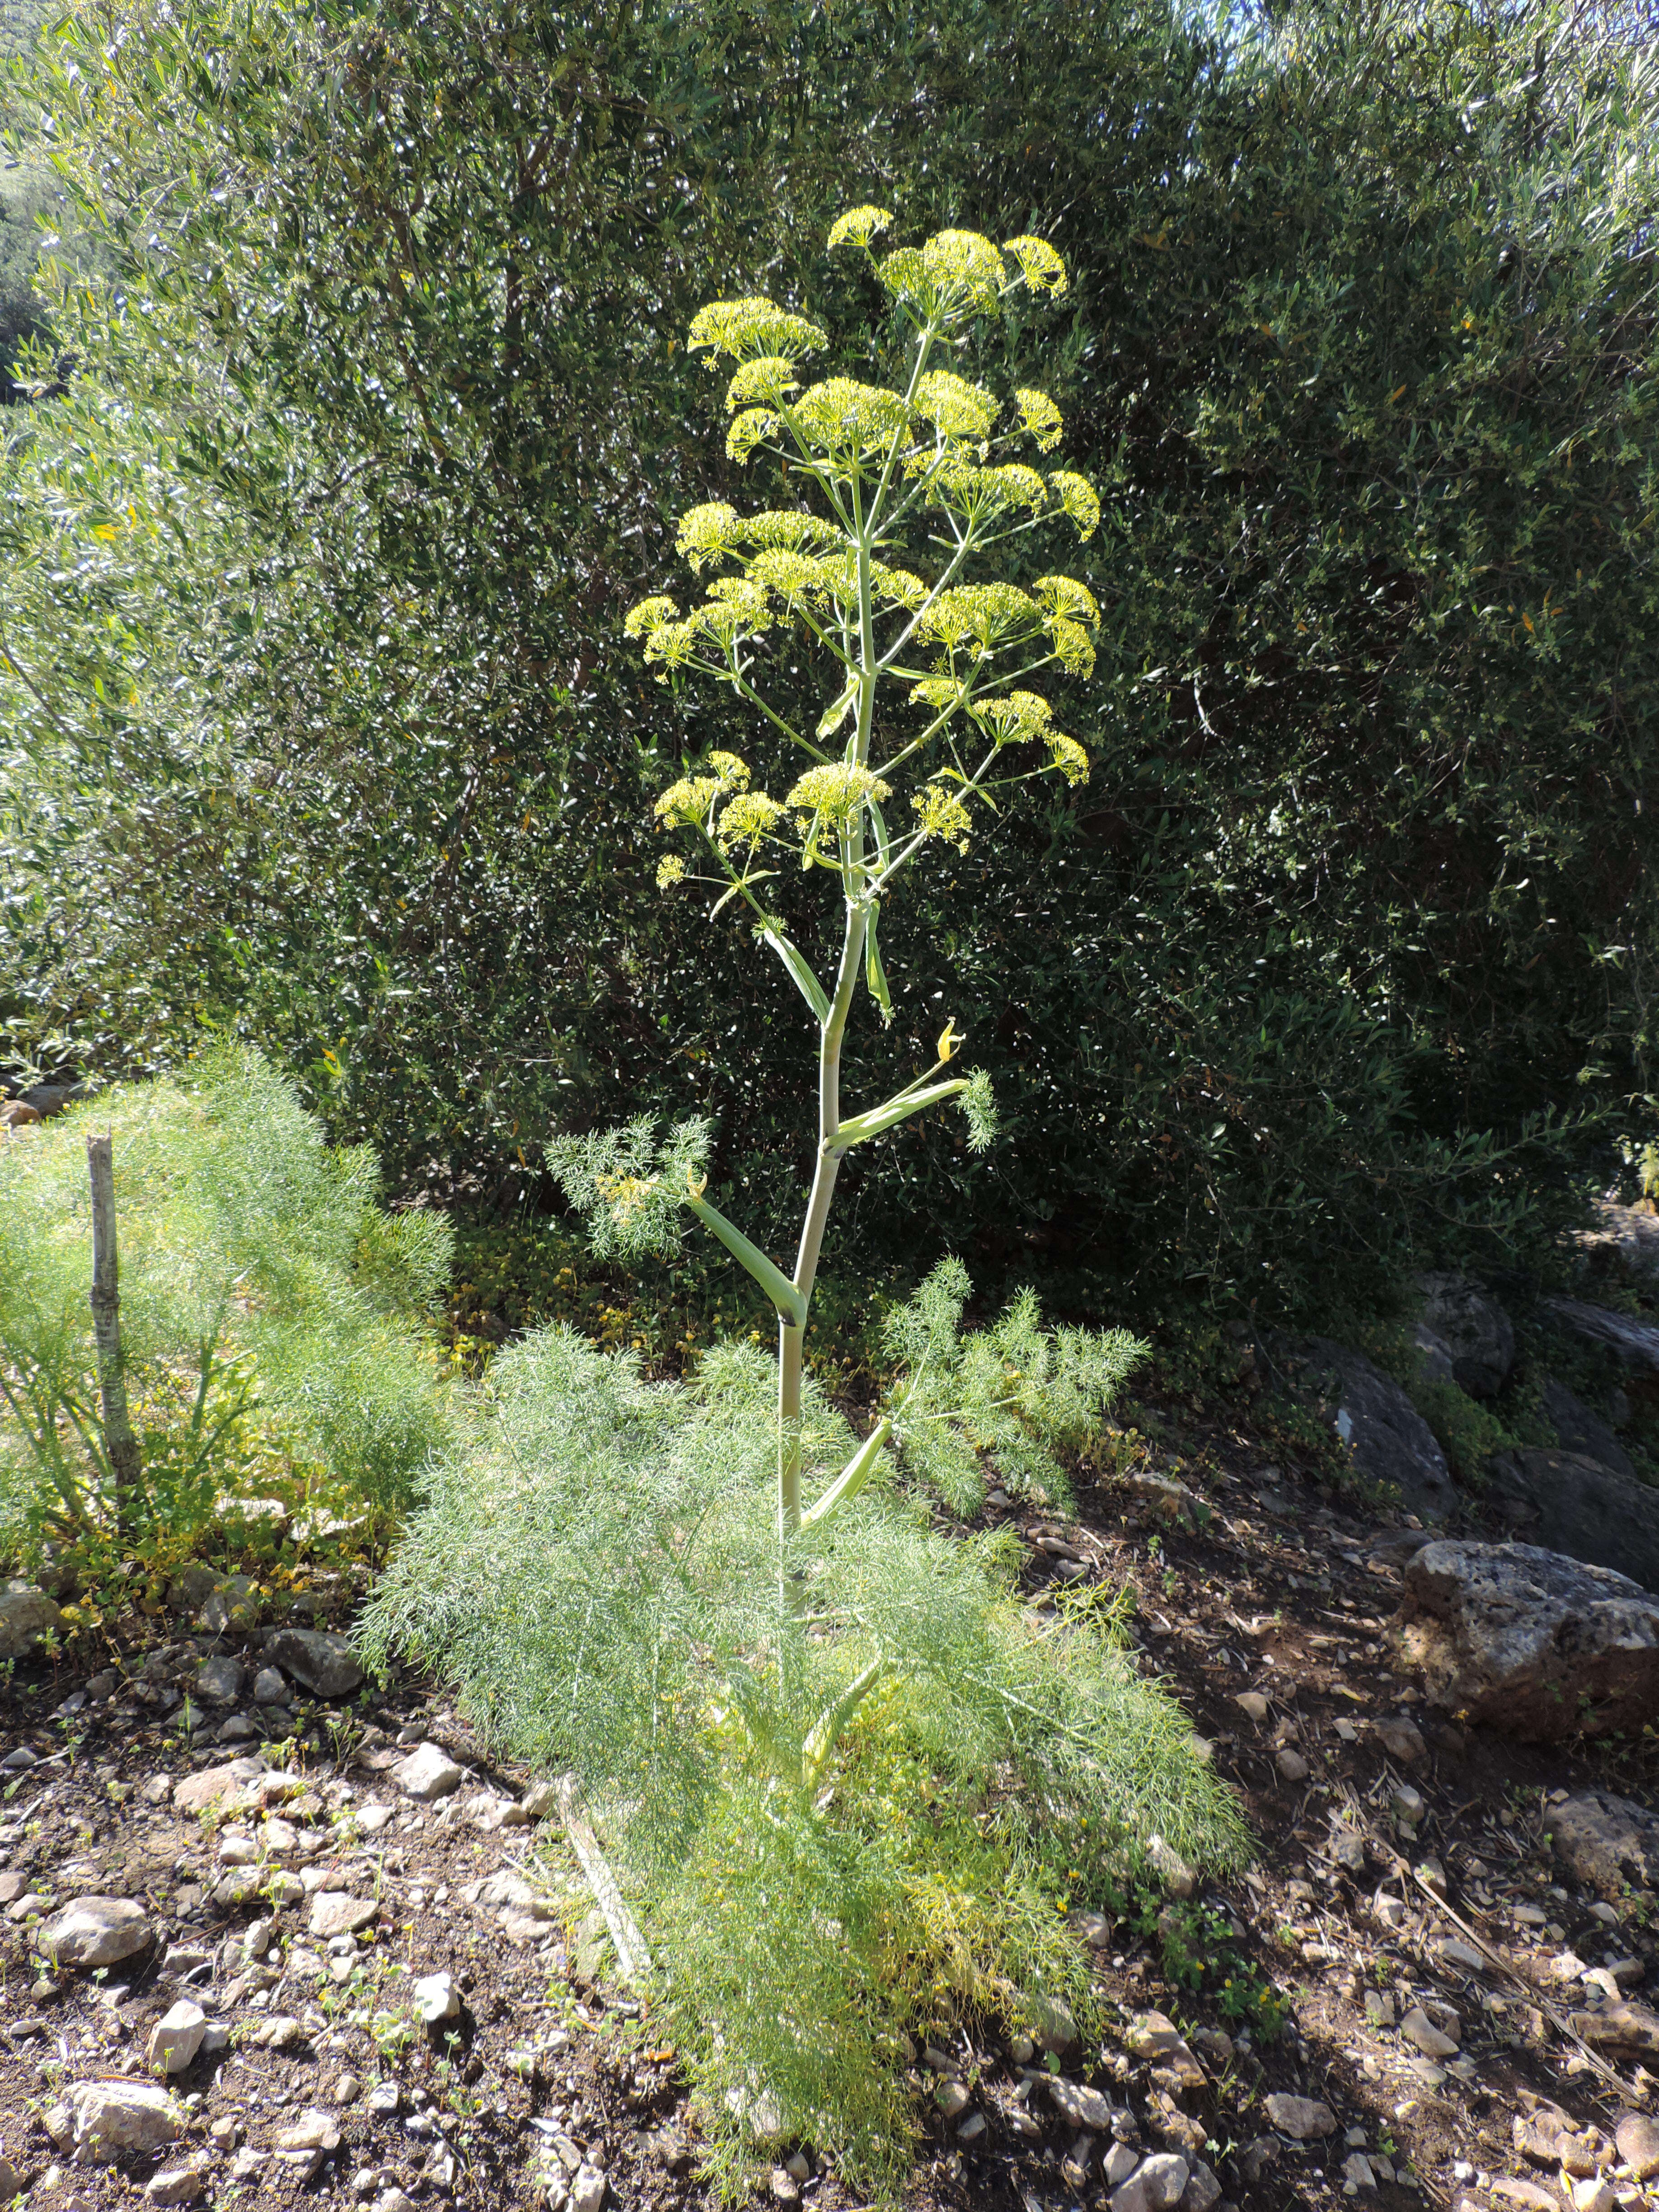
[975,464,1048,515]
[676,504,741,573]
[914,582,1042,653]
[923,229,1006,311]
[655,777,722,826]
[726,408,781,464]
[656,853,687,889]
[1049,470,1101,539]
[716,792,785,853]
[688,297,828,362]
[1034,574,1101,625]
[914,370,998,441]
[792,378,911,456]
[1046,732,1090,786]
[725,355,802,410]
[1003,235,1068,295]
[979,690,1054,745]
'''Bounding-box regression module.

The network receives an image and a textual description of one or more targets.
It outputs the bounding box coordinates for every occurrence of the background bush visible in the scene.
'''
[1,0,1654,1321]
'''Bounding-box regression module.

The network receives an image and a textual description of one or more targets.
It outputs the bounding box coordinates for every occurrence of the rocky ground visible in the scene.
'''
[3,1381,1659,2212]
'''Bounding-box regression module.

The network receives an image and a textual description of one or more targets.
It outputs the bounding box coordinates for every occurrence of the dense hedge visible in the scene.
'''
[2,0,1654,1315]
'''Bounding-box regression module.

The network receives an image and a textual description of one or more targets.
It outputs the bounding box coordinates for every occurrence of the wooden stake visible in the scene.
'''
[86,1133,141,1519]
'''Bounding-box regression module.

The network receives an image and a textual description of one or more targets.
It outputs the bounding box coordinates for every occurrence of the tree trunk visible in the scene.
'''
[86,1134,141,1522]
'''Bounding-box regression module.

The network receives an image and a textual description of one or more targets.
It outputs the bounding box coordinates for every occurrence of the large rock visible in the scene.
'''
[38,1896,155,1968]
[1487,1450,1659,1589]
[1414,1325,1457,1388]
[1395,1541,1659,1739]
[1575,1200,1659,1278]
[0,1581,65,1657]
[21,1083,76,1117]
[1417,1274,1515,1399]
[1269,1336,1454,1520]
[65,2080,181,2163]
[1542,1381,1635,1480]
[1550,1790,1659,1899]
[264,1627,364,1700]
[1547,1298,1659,1375]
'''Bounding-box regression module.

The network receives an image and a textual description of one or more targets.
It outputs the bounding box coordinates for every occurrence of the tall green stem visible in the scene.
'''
[775,366,909,1543]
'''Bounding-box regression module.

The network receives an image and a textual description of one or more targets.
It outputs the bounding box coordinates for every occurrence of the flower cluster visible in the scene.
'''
[716,791,787,854]
[912,781,975,852]
[828,209,1069,324]
[914,370,998,441]
[654,751,751,829]
[786,764,892,825]
[1016,389,1064,451]
[633,208,1103,918]
[687,297,827,363]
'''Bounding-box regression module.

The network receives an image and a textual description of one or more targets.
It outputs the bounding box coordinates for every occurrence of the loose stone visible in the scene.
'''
[413,1970,461,2023]
[1264,2095,1338,2140]
[572,2168,608,2212]
[394,1742,464,1801]
[1617,2113,1659,2179]
[145,2159,211,2207]
[309,1891,379,1940]
[1400,2005,1460,2057]
[146,2000,207,2075]
[264,1627,365,1699]
[65,2080,181,2163]
[1111,2150,1189,2212]
[38,1896,154,1968]
[194,1657,244,1705]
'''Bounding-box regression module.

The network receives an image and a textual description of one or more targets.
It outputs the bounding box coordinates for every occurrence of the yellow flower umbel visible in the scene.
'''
[912,782,974,853]
[785,763,892,824]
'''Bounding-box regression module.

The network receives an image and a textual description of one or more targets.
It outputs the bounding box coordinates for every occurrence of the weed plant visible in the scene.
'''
[0,1044,451,1572]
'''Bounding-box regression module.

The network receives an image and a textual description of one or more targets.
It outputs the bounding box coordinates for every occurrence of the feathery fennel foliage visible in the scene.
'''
[363,1281,1247,2189]
[0,1045,451,1552]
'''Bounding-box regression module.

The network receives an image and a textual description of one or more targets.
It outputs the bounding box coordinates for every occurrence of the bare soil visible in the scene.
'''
[0,1392,1653,2212]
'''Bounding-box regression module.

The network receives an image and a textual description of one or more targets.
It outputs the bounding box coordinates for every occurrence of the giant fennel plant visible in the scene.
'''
[367,212,1247,2189]
[552,206,1103,1554]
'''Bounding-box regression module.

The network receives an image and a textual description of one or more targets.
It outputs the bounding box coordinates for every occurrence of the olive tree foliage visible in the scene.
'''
[3,0,1657,1313]
[0,0,56,395]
